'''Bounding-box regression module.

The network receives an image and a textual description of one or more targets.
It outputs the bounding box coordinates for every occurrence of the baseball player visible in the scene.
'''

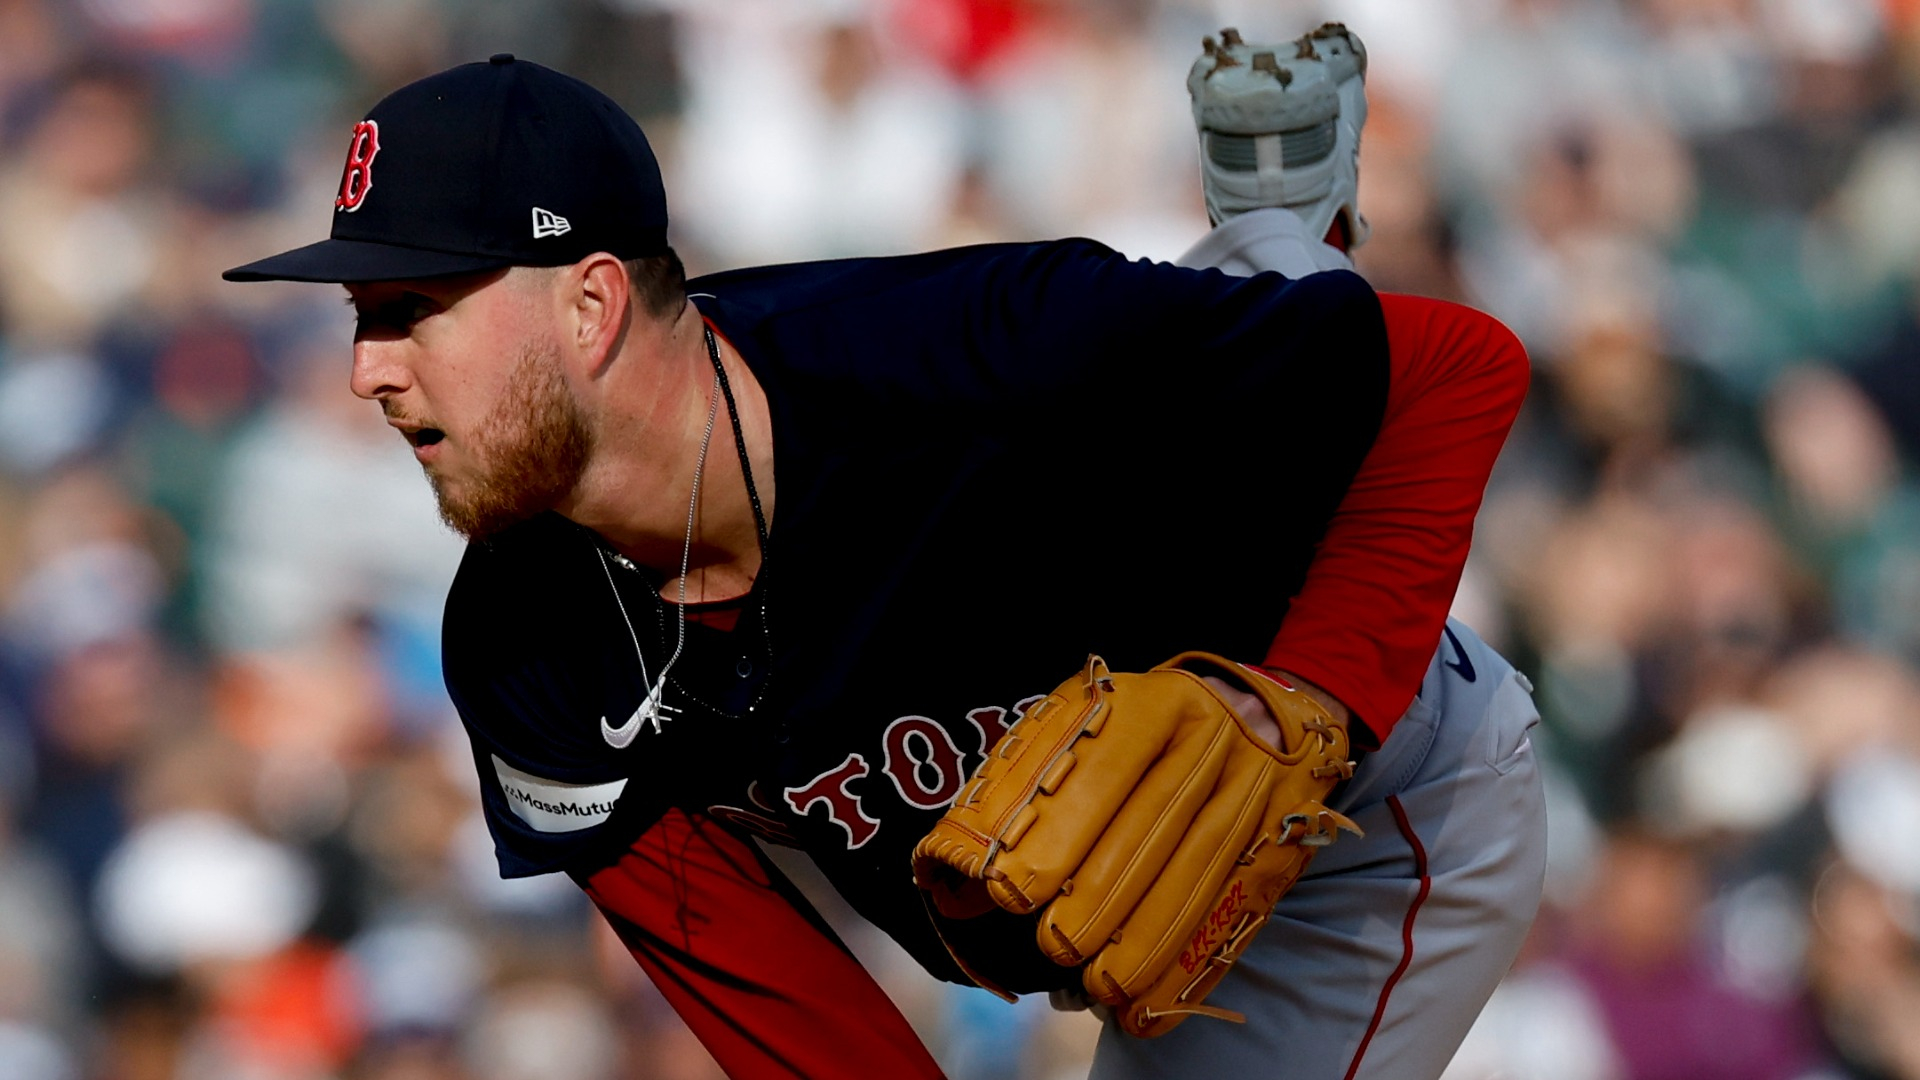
[224,32,1544,1080]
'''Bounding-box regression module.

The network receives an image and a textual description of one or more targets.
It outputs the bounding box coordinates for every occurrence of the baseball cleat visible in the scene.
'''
[1188,23,1370,249]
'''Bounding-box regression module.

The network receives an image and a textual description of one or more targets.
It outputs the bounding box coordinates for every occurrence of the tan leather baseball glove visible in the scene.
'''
[911,652,1361,1038]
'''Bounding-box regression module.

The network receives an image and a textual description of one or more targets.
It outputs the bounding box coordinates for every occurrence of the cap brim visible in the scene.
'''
[223,237,514,283]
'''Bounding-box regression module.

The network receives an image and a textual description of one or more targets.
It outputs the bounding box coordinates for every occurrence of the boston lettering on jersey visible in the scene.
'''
[442,239,1391,988]
[714,697,1039,850]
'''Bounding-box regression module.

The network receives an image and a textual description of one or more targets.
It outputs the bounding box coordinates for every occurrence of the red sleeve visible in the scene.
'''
[1262,293,1529,742]
[578,809,947,1080]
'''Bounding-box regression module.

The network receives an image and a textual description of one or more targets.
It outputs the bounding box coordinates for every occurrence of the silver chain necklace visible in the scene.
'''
[595,356,722,734]
[595,321,774,731]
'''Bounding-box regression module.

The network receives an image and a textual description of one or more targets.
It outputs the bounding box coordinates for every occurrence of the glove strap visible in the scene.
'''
[1140,1002,1247,1026]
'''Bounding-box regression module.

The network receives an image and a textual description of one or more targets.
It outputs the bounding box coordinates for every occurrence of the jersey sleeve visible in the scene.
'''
[452,687,657,880]
[577,809,947,1080]
[1262,294,1530,741]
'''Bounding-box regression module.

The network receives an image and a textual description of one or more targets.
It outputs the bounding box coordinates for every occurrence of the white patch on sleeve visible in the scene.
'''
[491,755,628,833]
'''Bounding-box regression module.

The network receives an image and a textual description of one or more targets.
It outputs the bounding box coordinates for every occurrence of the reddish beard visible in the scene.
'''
[431,342,592,540]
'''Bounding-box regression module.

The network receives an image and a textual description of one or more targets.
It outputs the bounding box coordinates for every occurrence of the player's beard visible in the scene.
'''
[430,340,592,541]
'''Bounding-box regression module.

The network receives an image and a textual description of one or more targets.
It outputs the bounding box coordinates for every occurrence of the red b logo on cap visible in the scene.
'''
[335,120,380,212]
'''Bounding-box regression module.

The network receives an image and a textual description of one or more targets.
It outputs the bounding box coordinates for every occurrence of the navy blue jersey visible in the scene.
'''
[443,238,1389,990]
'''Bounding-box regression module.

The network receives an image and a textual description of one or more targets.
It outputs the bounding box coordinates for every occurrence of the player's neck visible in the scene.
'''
[558,301,775,602]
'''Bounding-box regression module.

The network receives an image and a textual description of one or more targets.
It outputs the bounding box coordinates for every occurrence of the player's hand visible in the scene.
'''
[1202,668,1350,750]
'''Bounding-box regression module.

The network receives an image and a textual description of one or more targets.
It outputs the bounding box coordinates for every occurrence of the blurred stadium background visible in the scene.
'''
[2,0,1919,1077]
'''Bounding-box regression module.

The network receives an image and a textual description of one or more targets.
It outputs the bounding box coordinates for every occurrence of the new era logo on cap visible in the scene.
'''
[532,207,571,238]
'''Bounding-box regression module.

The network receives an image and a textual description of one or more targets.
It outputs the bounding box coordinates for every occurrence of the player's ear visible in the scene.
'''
[568,251,633,376]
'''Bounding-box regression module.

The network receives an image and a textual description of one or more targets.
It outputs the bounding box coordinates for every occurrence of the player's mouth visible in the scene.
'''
[391,422,447,461]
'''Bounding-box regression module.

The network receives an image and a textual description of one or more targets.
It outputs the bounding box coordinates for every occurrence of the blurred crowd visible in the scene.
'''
[0,0,1917,1078]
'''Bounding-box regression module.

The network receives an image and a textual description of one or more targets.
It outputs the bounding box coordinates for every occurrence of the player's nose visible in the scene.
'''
[350,337,413,400]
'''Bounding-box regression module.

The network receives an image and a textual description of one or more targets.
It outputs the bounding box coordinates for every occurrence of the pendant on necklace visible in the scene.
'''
[640,682,680,733]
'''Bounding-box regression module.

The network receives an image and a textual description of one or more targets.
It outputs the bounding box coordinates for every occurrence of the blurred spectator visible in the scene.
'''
[463,981,619,1080]
[1567,831,1821,1080]
[117,320,263,634]
[0,0,68,120]
[93,728,313,974]
[202,317,462,652]
[348,914,483,1041]
[1764,366,1920,660]
[1443,921,1624,1080]
[1806,863,1920,1078]
[0,1021,76,1080]
[5,467,163,663]
[316,0,450,89]
[0,788,83,1048]
[969,0,1204,258]
[674,4,969,266]
[25,635,171,901]
[77,0,255,68]
[92,975,203,1080]
[0,59,182,353]
[90,723,356,1078]
[348,1035,471,1080]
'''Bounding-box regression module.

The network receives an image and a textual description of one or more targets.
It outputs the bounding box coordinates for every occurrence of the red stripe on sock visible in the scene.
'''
[1344,794,1431,1080]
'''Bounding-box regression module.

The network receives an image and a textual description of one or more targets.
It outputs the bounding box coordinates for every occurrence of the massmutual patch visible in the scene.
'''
[492,755,628,833]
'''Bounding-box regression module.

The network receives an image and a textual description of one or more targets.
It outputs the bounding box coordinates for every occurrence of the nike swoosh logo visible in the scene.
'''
[601,705,644,749]
[1442,625,1477,683]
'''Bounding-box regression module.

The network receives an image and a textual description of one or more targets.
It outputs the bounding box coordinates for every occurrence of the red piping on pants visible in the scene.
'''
[1344,793,1431,1080]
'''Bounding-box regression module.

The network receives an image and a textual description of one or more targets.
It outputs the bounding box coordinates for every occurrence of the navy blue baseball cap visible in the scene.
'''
[225,54,668,283]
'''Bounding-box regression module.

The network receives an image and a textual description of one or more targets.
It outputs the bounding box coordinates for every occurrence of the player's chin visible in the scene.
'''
[428,472,560,542]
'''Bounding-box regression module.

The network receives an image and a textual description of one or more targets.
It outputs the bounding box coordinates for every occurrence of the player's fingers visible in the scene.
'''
[1034,709,1237,966]
[1201,674,1281,748]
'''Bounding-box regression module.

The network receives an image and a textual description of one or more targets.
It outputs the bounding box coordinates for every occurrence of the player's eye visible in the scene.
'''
[347,292,438,333]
